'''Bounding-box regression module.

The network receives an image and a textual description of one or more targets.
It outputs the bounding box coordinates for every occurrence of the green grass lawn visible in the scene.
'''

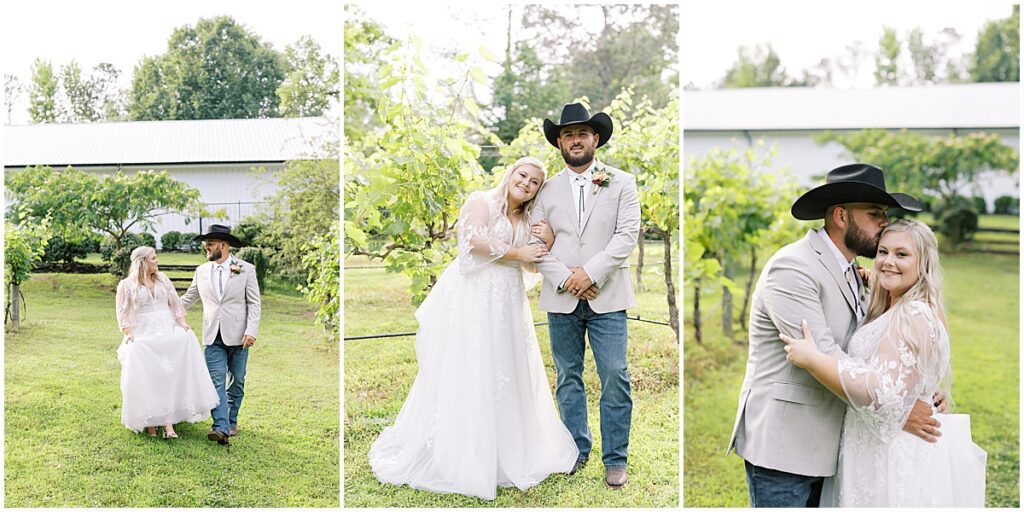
[683,250,1020,507]
[344,241,679,507]
[5,273,340,507]
[80,251,204,266]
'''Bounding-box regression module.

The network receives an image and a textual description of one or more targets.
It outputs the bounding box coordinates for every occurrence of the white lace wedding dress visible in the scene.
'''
[368,190,579,501]
[116,272,219,432]
[823,300,987,507]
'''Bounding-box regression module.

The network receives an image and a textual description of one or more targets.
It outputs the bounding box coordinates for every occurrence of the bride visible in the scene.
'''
[781,219,986,506]
[116,246,219,438]
[368,157,579,500]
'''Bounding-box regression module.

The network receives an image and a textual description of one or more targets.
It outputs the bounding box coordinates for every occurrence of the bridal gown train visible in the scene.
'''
[116,272,219,432]
[823,299,986,507]
[369,190,579,501]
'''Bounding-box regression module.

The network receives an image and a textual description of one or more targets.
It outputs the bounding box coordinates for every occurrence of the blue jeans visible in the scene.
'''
[205,332,249,433]
[744,460,823,507]
[547,301,631,468]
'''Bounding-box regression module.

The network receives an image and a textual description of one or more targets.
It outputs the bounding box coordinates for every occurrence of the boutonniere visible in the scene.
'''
[591,169,613,194]
[229,262,242,275]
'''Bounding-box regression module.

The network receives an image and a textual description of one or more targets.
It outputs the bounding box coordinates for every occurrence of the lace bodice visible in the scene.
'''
[456,190,529,274]
[837,299,951,442]
[116,272,187,330]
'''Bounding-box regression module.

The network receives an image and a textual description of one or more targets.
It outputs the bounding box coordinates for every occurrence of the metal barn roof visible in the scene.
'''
[4,116,336,168]
[684,82,1019,131]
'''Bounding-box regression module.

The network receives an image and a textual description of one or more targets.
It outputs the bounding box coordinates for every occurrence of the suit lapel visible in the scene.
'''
[806,231,858,315]
[222,258,240,298]
[579,163,606,234]
[560,170,583,237]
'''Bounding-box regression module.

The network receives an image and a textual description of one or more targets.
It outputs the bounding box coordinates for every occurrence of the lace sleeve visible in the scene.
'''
[115,280,136,331]
[837,301,939,442]
[160,273,187,321]
[457,192,511,274]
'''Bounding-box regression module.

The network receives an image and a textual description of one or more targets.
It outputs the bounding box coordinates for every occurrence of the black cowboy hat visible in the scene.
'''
[791,163,922,220]
[543,102,613,149]
[192,224,244,247]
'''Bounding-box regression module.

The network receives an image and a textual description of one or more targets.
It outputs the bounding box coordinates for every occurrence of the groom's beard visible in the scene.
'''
[845,219,880,258]
[560,144,595,167]
[207,249,223,262]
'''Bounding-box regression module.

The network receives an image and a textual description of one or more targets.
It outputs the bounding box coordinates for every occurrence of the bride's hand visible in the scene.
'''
[123,332,134,344]
[518,244,549,263]
[779,320,820,369]
[530,219,554,245]
[856,265,872,287]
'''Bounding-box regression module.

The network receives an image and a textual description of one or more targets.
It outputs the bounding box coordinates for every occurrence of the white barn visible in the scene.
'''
[4,116,335,248]
[683,82,1020,208]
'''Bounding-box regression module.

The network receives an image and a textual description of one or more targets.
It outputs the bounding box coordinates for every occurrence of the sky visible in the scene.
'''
[1,0,342,125]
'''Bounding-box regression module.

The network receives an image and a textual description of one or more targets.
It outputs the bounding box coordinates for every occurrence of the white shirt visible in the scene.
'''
[211,259,231,300]
[567,160,598,227]
[815,227,864,321]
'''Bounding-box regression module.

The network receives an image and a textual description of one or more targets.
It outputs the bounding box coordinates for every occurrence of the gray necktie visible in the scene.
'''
[576,174,586,227]
[217,265,224,299]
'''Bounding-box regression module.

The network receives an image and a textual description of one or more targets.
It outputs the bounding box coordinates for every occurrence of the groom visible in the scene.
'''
[727,164,943,507]
[181,224,262,446]
[530,102,641,489]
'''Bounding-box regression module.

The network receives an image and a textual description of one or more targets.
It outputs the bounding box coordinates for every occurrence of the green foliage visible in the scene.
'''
[300,223,339,342]
[490,41,570,143]
[345,34,490,304]
[684,145,802,342]
[874,26,902,85]
[937,206,980,250]
[41,234,97,265]
[109,246,136,278]
[28,59,58,123]
[994,195,1019,215]
[233,218,267,248]
[138,232,156,248]
[159,230,183,251]
[101,233,143,263]
[263,156,339,280]
[6,167,201,252]
[277,35,339,117]
[236,247,270,293]
[817,129,1019,214]
[972,5,1020,82]
[971,195,988,215]
[720,43,795,87]
[343,7,396,142]
[129,16,287,120]
[5,220,50,288]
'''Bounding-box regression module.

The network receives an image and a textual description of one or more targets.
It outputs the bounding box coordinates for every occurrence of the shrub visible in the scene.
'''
[236,247,269,292]
[994,195,1019,215]
[100,233,144,262]
[139,232,156,248]
[937,206,979,251]
[971,196,988,215]
[42,235,97,264]
[110,246,136,278]
[235,218,267,248]
[160,231,183,251]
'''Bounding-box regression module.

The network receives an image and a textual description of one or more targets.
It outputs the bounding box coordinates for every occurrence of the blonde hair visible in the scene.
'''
[865,219,944,323]
[126,245,158,289]
[491,156,547,225]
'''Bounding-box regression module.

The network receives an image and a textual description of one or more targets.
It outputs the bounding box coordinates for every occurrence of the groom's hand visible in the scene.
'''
[903,399,941,442]
[579,284,599,300]
[243,335,256,348]
[565,267,594,297]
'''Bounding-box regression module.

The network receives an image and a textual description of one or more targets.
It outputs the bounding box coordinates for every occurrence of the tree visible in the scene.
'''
[93,63,129,121]
[129,16,287,120]
[28,58,59,123]
[6,167,201,251]
[344,7,396,142]
[874,26,902,86]
[61,60,100,122]
[603,89,680,340]
[5,219,50,332]
[719,43,794,88]
[300,221,339,342]
[4,74,22,124]
[277,35,340,117]
[971,5,1020,82]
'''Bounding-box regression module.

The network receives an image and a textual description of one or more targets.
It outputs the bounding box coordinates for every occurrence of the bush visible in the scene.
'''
[100,233,144,263]
[236,247,269,292]
[994,195,1019,215]
[184,233,202,253]
[139,232,156,248]
[160,231,183,251]
[971,196,988,215]
[937,206,979,250]
[235,218,267,248]
[42,234,98,265]
[109,246,136,278]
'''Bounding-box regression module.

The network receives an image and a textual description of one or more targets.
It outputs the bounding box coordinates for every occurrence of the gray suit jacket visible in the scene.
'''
[727,230,864,477]
[530,161,641,314]
[181,257,261,346]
